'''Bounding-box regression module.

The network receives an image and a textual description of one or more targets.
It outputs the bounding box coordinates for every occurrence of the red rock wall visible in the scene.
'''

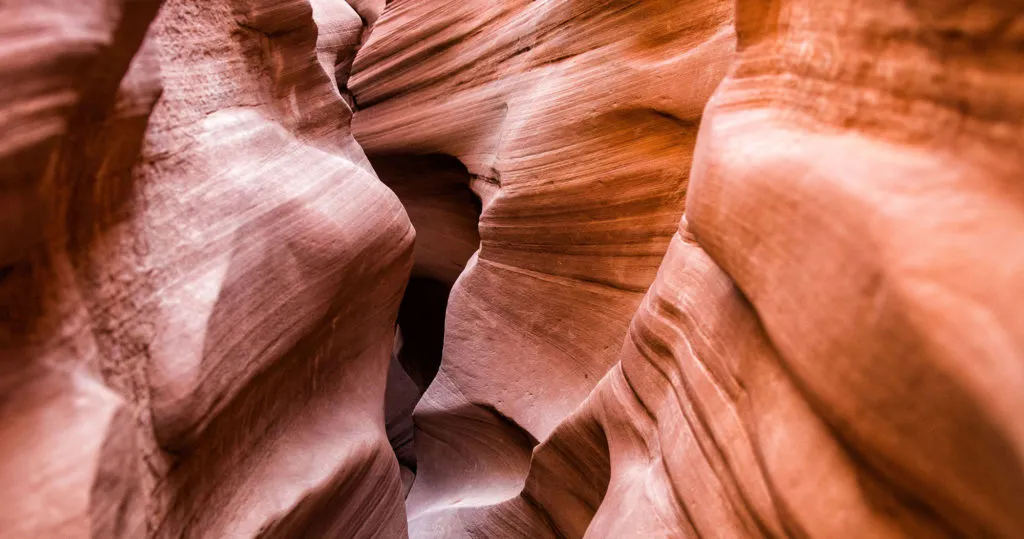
[2,0,412,537]
[350,2,734,533]
[353,0,1024,537]
[1,2,162,537]
[2,0,1023,538]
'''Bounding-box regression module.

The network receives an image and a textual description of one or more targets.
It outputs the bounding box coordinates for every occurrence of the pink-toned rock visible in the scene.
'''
[678,1,1024,535]
[2,0,1023,537]
[353,0,1024,537]
[0,2,161,537]
[2,0,413,536]
[351,0,734,534]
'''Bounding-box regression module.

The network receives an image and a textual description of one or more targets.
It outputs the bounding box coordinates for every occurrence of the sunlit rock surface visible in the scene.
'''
[2,0,411,537]
[353,0,1024,537]
[351,1,734,533]
[1,0,1023,538]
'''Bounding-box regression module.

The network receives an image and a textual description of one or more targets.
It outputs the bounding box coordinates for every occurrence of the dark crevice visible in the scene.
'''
[374,152,482,494]
[395,277,449,392]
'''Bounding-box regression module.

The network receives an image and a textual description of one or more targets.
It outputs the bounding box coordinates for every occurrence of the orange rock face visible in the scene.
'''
[2,0,1023,538]
[350,0,735,535]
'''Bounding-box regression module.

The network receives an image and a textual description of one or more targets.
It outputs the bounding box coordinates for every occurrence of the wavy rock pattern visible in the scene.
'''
[2,0,412,537]
[2,0,1023,538]
[0,2,161,537]
[353,0,1024,537]
[351,1,735,534]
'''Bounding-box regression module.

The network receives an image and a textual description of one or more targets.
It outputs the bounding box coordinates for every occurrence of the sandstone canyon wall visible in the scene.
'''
[1,0,411,537]
[1,0,1023,538]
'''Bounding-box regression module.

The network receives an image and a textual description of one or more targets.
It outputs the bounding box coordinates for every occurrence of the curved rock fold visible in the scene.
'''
[1,0,1022,538]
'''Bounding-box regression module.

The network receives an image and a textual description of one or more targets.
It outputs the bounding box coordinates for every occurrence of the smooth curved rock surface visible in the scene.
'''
[351,1,735,533]
[678,2,1024,535]
[353,0,1024,537]
[2,0,1024,538]
[0,2,161,537]
[2,0,413,537]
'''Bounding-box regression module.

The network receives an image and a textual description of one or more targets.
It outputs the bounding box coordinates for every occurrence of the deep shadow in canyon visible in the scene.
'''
[372,153,481,491]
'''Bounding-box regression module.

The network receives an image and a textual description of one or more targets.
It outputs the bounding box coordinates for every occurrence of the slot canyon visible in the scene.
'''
[1,0,1023,537]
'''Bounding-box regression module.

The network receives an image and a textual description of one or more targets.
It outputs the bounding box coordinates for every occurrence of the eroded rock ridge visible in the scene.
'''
[1,0,1022,538]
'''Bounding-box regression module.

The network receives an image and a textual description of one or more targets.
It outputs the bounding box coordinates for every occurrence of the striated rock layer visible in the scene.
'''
[0,2,163,537]
[351,1,735,534]
[2,0,413,537]
[2,0,1023,538]
[353,0,1024,537]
